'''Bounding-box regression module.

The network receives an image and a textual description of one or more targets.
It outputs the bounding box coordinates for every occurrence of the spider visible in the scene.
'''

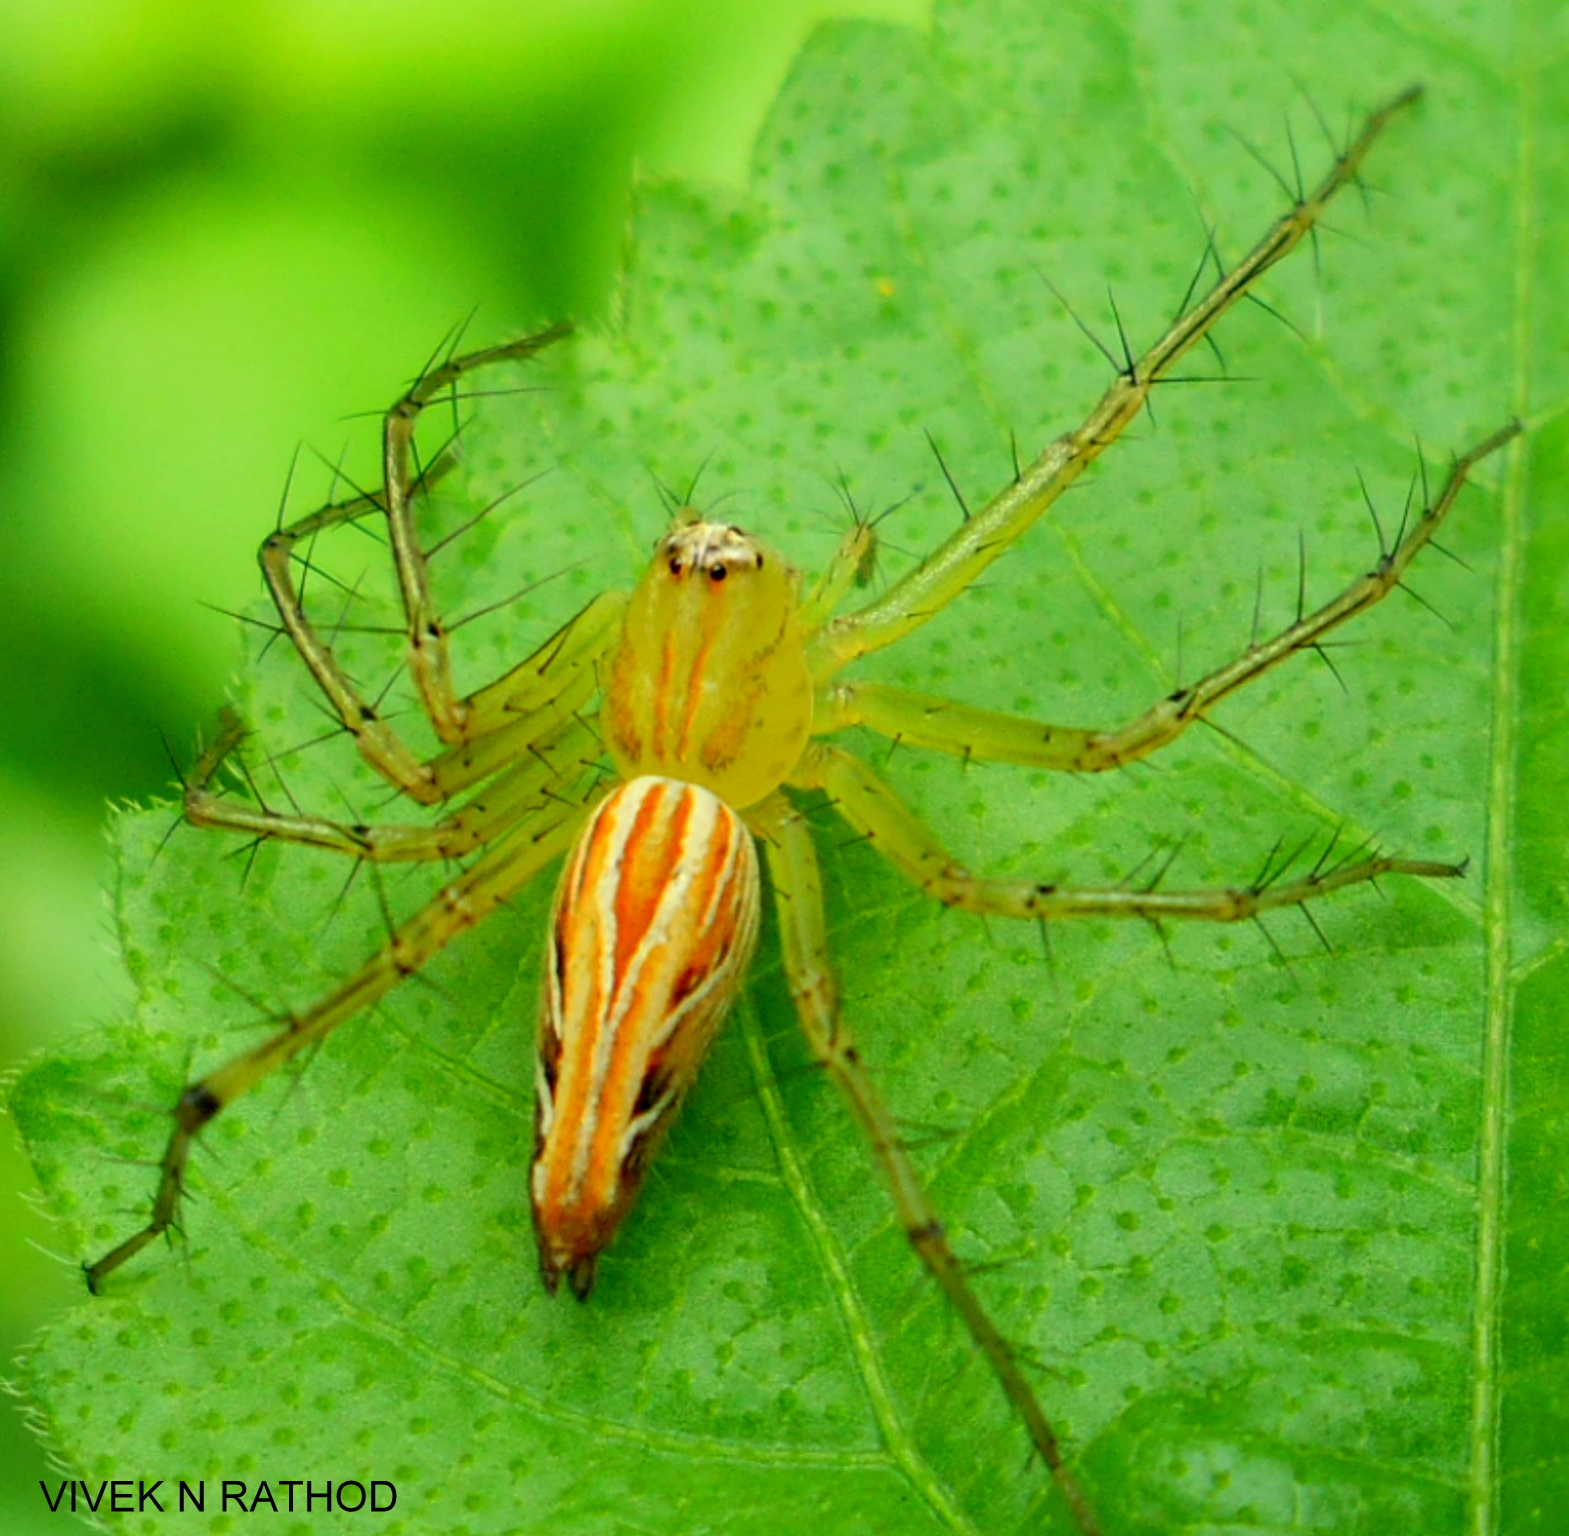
[82,86,1516,1536]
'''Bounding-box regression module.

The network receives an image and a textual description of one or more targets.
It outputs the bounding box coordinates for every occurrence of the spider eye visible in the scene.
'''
[709,563,728,582]
[668,557,683,575]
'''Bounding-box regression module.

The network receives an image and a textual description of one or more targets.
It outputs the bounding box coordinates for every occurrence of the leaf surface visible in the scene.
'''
[12,1,1566,1532]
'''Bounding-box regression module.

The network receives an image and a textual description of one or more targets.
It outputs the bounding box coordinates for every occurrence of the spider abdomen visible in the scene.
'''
[531,773,761,1299]
[602,518,814,808]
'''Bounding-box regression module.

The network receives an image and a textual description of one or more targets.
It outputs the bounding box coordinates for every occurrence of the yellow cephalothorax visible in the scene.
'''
[601,516,813,809]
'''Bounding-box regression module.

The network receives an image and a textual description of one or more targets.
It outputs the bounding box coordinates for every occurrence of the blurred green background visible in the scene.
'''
[0,2,925,1528]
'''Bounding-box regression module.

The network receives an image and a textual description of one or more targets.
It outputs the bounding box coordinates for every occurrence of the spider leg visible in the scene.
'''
[185,707,602,862]
[794,740,1463,925]
[808,88,1421,677]
[427,591,626,794]
[816,423,1520,771]
[749,791,1101,1536]
[380,324,574,744]
[259,322,573,803]
[83,794,587,1293]
[797,511,881,632]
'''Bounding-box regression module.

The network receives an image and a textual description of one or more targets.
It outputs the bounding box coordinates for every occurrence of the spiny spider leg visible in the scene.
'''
[259,322,573,804]
[752,792,1102,1536]
[84,794,588,1293]
[380,323,574,744]
[185,583,623,863]
[808,86,1423,678]
[816,425,1520,770]
[799,518,879,632]
[184,706,602,863]
[433,591,627,783]
[797,739,1462,925]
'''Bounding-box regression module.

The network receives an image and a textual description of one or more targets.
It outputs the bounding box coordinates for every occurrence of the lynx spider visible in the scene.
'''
[84,86,1518,1535]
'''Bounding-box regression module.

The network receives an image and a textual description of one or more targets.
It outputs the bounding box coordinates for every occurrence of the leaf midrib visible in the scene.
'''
[1466,23,1540,1536]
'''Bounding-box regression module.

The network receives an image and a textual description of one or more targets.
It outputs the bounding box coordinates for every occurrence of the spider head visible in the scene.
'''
[601,517,814,808]
[656,518,766,584]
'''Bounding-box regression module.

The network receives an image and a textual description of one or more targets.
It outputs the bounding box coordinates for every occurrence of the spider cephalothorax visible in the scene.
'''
[604,516,813,806]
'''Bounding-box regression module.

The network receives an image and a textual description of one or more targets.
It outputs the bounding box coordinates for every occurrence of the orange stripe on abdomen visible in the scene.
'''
[531,775,760,1299]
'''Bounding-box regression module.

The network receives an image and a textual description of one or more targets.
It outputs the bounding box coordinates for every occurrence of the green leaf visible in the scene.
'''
[11,1,1565,1532]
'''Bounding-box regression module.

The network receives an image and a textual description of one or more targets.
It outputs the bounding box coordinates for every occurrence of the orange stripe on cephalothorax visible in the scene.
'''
[654,633,677,759]
[532,775,760,1299]
[676,587,724,759]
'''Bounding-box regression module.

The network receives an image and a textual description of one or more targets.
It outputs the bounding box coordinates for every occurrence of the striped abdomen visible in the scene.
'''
[532,775,761,1298]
